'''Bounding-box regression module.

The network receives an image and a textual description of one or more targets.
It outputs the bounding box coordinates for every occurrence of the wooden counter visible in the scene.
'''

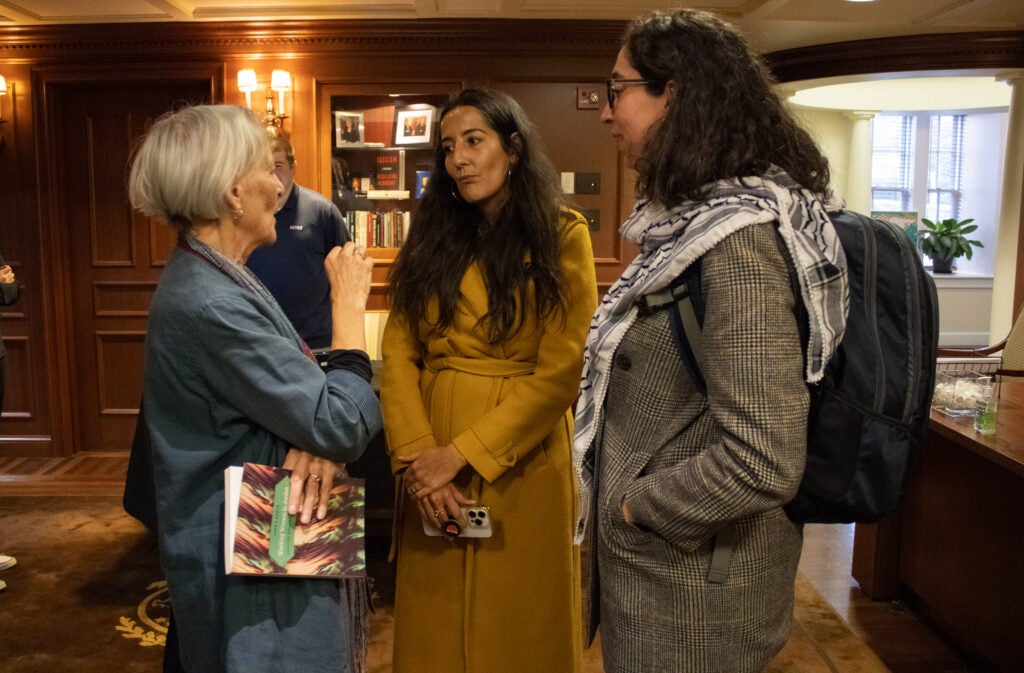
[926,377,1024,477]
[852,378,1024,673]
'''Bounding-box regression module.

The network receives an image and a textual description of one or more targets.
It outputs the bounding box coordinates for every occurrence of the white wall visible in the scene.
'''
[955,112,1007,277]
[932,274,993,346]
[789,105,852,205]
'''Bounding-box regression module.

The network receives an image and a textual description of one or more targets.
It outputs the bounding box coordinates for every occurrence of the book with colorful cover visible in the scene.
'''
[871,210,919,246]
[415,171,430,198]
[224,463,365,578]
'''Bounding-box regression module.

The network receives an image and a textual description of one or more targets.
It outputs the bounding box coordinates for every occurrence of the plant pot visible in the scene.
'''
[932,257,954,274]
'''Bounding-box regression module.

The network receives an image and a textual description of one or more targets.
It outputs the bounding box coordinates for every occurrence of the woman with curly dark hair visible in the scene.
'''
[573,10,849,672]
[381,87,597,672]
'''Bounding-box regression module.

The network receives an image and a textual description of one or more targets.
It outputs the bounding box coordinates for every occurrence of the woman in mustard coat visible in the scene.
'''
[381,88,597,673]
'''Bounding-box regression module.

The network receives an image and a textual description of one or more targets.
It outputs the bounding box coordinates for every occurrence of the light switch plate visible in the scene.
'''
[561,172,575,194]
[574,172,600,195]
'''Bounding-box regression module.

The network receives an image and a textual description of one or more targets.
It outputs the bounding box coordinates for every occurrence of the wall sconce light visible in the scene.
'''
[237,68,291,136]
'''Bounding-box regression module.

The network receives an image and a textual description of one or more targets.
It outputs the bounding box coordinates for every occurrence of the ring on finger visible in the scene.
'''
[433,509,445,519]
[308,474,321,483]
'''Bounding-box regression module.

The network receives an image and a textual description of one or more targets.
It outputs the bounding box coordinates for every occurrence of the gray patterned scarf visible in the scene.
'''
[571,167,849,543]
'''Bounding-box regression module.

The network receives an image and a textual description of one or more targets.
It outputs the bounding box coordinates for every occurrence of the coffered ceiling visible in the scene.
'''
[0,0,1021,53]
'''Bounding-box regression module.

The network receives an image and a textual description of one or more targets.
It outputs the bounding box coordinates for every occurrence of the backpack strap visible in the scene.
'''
[641,261,735,583]
[706,522,737,584]
[639,261,707,395]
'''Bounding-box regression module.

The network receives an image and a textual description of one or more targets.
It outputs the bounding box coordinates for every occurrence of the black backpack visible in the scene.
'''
[645,209,938,524]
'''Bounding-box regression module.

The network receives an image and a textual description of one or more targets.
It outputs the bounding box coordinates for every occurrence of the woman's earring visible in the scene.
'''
[450,184,464,203]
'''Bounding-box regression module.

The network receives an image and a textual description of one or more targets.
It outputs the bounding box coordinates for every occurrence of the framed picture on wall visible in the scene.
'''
[394,105,436,147]
[334,111,365,146]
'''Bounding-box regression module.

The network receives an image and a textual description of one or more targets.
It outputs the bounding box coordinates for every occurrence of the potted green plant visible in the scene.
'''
[918,217,983,273]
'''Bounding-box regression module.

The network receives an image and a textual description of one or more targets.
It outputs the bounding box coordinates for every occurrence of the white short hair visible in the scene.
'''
[128,105,271,230]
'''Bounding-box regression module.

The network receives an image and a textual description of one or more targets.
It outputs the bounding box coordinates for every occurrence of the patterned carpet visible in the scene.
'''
[0,496,888,673]
[0,496,165,673]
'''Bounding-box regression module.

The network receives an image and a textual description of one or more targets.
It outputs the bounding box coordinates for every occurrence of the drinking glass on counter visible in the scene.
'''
[973,378,998,435]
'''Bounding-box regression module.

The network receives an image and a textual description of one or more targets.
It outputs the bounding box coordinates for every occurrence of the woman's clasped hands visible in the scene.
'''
[399,443,474,534]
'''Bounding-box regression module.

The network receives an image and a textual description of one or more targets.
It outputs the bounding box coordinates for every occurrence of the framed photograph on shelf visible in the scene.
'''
[334,111,365,146]
[394,105,436,147]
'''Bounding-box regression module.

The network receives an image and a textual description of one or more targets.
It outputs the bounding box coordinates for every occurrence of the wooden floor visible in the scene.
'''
[0,453,981,673]
[800,525,979,673]
[0,452,131,496]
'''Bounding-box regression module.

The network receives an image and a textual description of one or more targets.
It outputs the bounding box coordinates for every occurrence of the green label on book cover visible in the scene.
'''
[269,476,296,567]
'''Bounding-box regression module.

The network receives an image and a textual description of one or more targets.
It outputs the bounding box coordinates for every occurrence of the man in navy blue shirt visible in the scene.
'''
[247,139,351,350]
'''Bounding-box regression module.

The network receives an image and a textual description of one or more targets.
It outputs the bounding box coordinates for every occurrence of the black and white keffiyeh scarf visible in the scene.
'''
[571,167,849,542]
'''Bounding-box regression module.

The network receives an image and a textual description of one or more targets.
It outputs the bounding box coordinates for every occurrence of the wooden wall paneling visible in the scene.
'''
[0,336,31,420]
[0,62,51,455]
[492,78,631,295]
[765,31,1024,84]
[1,20,629,458]
[31,64,221,456]
[147,217,178,266]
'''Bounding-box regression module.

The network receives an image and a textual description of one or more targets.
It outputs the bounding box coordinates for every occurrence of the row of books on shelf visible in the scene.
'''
[344,209,411,248]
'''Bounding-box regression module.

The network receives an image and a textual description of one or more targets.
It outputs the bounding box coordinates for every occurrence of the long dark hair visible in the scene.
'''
[625,10,831,204]
[388,88,566,343]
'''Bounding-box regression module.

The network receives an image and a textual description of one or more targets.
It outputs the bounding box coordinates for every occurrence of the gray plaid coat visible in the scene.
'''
[589,223,809,673]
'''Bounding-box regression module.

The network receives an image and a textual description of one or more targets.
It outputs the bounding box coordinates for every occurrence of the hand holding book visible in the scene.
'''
[281,449,342,523]
[224,463,366,578]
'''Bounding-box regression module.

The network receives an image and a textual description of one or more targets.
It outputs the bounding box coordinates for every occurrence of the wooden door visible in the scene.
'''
[60,81,209,452]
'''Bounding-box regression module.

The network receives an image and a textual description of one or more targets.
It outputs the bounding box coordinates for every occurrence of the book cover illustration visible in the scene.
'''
[224,463,365,578]
[872,210,918,246]
[374,152,400,190]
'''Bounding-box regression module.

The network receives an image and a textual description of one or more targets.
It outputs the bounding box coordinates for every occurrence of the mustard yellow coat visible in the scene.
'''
[380,211,598,673]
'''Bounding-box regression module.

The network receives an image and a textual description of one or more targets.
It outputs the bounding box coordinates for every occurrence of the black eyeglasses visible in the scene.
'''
[606,78,652,109]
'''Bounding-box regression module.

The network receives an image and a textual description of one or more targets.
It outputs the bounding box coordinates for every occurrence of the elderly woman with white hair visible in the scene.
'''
[128,104,382,673]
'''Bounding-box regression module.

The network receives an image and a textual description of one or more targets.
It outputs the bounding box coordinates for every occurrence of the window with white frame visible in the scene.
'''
[927,114,965,222]
[870,115,915,212]
[870,111,1005,275]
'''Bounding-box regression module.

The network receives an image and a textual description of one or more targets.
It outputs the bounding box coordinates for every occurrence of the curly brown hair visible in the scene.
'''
[623,9,831,205]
